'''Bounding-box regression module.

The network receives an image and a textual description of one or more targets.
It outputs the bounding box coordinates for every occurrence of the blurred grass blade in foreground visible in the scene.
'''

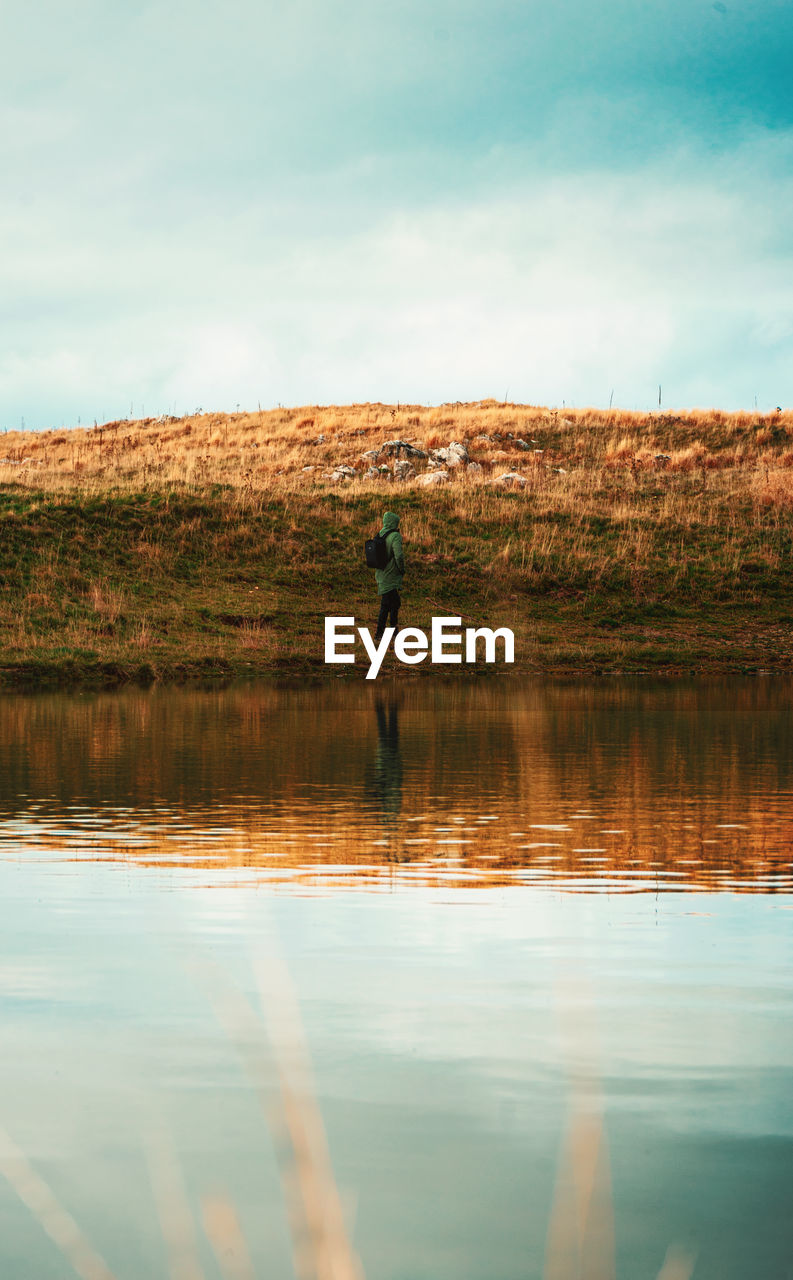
[198,949,365,1280]
[201,1193,256,1280]
[0,1124,119,1280]
[543,1107,615,1280]
[144,1119,206,1280]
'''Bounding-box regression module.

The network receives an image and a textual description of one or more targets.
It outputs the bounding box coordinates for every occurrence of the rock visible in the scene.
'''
[488,471,528,488]
[466,461,483,474]
[416,470,450,487]
[315,433,326,444]
[514,439,532,451]
[329,464,357,483]
[393,460,416,480]
[377,439,428,460]
[361,449,379,462]
[430,441,469,468]
[301,465,316,472]
[364,467,379,479]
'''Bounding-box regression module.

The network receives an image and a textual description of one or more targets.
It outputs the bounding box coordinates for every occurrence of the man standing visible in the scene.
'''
[374,511,405,641]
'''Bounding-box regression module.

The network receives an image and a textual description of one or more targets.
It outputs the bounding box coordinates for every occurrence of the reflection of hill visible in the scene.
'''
[1,681,791,892]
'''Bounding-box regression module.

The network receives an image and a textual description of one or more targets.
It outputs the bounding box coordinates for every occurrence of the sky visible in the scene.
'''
[2,0,792,426]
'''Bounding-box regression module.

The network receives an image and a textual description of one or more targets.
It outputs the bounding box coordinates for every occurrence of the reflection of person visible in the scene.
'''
[374,511,405,642]
[364,697,403,820]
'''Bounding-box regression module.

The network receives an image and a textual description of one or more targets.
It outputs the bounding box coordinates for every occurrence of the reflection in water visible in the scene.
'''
[1,680,792,1279]
[364,698,404,825]
[0,680,791,891]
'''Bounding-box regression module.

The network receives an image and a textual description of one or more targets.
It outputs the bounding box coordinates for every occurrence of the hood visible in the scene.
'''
[381,511,400,532]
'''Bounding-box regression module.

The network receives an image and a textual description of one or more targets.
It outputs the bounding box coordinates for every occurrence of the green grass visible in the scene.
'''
[1,480,792,686]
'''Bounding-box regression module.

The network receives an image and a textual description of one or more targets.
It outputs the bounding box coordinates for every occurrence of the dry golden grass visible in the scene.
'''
[1,399,792,680]
[1,401,791,519]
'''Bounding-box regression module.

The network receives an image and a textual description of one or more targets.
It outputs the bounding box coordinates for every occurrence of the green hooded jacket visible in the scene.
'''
[374,511,405,595]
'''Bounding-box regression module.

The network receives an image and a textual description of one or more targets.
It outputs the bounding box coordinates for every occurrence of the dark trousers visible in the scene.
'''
[375,589,401,638]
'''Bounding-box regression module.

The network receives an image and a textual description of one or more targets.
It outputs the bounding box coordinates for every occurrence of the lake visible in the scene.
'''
[1,679,792,1280]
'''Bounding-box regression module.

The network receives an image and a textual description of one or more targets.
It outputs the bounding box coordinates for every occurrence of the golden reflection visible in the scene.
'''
[1,682,792,892]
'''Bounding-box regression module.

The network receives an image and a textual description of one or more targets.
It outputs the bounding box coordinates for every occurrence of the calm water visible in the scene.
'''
[1,680,792,1280]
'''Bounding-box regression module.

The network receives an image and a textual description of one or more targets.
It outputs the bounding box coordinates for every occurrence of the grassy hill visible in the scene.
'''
[1,400,792,685]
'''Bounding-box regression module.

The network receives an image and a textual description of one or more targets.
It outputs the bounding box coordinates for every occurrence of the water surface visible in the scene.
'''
[1,680,791,1279]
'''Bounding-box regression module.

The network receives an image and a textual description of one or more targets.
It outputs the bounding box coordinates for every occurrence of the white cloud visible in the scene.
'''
[1,134,791,423]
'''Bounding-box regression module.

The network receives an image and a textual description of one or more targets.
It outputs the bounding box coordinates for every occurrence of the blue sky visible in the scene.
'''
[2,0,792,425]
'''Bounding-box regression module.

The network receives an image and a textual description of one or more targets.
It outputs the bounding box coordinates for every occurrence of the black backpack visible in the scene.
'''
[364,532,391,569]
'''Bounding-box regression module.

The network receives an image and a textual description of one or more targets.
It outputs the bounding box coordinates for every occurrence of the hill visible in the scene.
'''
[1,400,792,684]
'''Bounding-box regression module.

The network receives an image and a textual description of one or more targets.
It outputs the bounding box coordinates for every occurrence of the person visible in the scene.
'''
[373,511,405,641]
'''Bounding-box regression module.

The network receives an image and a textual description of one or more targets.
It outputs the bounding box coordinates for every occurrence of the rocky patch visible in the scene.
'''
[377,439,428,460]
[429,441,468,468]
[488,471,529,489]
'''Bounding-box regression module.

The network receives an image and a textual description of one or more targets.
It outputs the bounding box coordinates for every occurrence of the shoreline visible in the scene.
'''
[2,630,791,690]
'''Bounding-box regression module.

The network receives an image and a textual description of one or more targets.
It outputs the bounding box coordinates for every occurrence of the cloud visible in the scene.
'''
[1,129,790,421]
[1,0,792,419]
